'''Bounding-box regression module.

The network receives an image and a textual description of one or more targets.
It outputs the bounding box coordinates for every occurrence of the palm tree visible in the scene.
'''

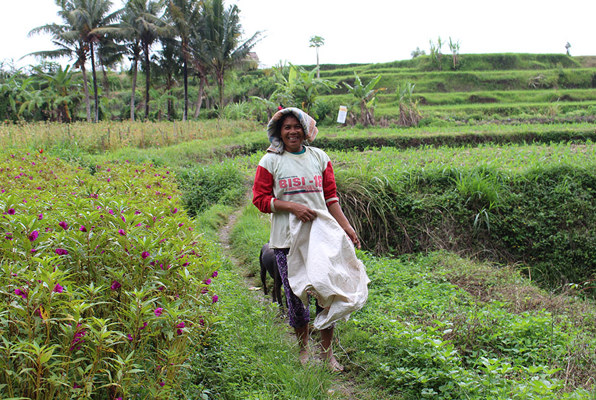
[28,2,92,121]
[119,0,168,120]
[167,0,202,121]
[309,35,324,79]
[69,0,123,122]
[198,0,260,109]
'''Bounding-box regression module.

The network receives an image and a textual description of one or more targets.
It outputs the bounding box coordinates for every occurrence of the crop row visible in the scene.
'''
[0,151,220,398]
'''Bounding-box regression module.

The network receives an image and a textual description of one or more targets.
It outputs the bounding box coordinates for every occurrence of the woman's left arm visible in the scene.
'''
[328,202,361,249]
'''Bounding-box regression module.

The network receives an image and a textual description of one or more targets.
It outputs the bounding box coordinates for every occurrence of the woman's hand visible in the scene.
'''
[291,203,318,223]
[344,226,361,249]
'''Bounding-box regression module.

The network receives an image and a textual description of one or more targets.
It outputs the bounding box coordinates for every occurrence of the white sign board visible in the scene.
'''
[337,105,347,124]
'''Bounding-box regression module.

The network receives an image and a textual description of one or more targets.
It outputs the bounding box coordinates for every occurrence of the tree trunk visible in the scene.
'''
[90,42,99,123]
[183,59,189,121]
[144,43,150,119]
[80,64,92,122]
[130,58,138,121]
[101,65,110,96]
[193,73,206,119]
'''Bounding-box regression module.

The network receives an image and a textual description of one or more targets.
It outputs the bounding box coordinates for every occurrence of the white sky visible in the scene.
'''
[2,0,594,70]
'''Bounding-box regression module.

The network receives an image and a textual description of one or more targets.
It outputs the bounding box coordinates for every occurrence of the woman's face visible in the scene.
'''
[280,115,305,152]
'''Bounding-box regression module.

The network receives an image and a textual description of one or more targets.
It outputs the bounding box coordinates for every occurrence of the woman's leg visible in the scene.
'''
[320,326,343,372]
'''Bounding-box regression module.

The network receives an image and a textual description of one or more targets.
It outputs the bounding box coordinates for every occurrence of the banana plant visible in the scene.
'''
[343,72,385,126]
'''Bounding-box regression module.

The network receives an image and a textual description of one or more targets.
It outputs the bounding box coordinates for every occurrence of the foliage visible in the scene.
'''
[331,143,596,290]
[338,251,595,399]
[342,72,384,126]
[176,161,248,217]
[270,63,336,118]
[0,150,221,398]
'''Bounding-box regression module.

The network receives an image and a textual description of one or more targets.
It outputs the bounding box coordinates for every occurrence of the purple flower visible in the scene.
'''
[204,278,212,285]
[58,221,68,230]
[7,208,15,215]
[107,178,111,182]
[38,213,43,220]
[110,280,121,290]
[55,248,69,256]
[127,334,133,341]
[178,223,184,227]
[141,251,150,259]
[134,210,141,215]
[79,225,87,232]
[121,216,126,222]
[108,209,114,215]
[172,208,178,214]
[118,229,126,236]
[30,248,37,253]
[139,321,148,330]
[212,295,219,304]
[159,381,165,387]
[14,288,27,299]
[5,233,13,240]
[154,307,164,317]
[28,230,39,242]
[212,271,218,278]
[176,321,185,329]
[53,284,64,293]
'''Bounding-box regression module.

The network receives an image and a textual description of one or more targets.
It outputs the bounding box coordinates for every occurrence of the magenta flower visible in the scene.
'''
[139,321,148,330]
[79,225,87,232]
[118,229,126,236]
[5,233,13,240]
[14,288,27,299]
[30,248,37,253]
[212,271,218,278]
[121,215,126,222]
[154,307,164,317]
[7,208,15,215]
[176,321,185,329]
[38,213,43,220]
[58,221,68,230]
[135,210,141,215]
[212,294,219,304]
[172,208,178,214]
[53,284,64,293]
[127,334,133,341]
[28,230,39,242]
[178,223,184,227]
[204,278,212,285]
[108,209,114,215]
[159,381,165,387]
[110,280,121,290]
[141,251,150,259]
[55,248,69,256]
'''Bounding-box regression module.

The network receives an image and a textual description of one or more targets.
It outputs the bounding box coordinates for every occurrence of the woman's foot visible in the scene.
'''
[326,355,344,372]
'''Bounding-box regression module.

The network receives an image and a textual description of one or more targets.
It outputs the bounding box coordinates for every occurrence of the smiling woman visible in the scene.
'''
[252,106,367,373]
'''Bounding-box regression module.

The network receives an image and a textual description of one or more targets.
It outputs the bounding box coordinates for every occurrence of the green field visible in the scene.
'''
[2,53,596,399]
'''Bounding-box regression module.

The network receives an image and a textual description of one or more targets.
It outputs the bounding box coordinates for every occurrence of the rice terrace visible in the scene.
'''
[2,1,596,398]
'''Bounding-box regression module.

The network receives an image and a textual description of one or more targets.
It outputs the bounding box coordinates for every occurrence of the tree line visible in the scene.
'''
[19,0,260,123]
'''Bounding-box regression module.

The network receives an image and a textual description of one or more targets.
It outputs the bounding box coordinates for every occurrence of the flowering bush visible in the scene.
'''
[0,151,219,399]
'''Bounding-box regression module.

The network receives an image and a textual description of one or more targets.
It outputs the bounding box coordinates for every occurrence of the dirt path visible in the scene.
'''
[216,210,361,400]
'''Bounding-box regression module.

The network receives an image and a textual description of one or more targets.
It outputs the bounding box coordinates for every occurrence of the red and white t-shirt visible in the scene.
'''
[252,146,339,248]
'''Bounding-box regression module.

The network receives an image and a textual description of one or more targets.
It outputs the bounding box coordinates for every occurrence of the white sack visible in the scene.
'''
[287,210,369,330]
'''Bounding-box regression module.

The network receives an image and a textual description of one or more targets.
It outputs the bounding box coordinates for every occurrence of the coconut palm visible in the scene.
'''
[167,0,202,121]
[28,4,92,121]
[309,35,324,79]
[68,0,123,122]
[119,0,168,120]
[198,0,260,110]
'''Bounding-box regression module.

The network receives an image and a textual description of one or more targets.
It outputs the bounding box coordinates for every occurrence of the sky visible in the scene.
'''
[1,0,594,70]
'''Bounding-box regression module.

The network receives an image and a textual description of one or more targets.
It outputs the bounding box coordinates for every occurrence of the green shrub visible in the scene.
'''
[177,162,248,217]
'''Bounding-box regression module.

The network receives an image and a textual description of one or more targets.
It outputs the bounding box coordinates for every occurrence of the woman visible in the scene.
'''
[252,107,362,372]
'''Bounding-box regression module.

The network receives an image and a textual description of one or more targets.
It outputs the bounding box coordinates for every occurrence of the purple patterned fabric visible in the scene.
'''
[274,248,310,328]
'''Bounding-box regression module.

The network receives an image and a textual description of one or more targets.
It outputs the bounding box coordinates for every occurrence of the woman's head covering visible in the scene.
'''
[266,107,318,154]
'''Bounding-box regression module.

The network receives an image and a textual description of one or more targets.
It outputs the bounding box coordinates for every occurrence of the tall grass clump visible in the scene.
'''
[0,151,221,398]
[332,143,596,291]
